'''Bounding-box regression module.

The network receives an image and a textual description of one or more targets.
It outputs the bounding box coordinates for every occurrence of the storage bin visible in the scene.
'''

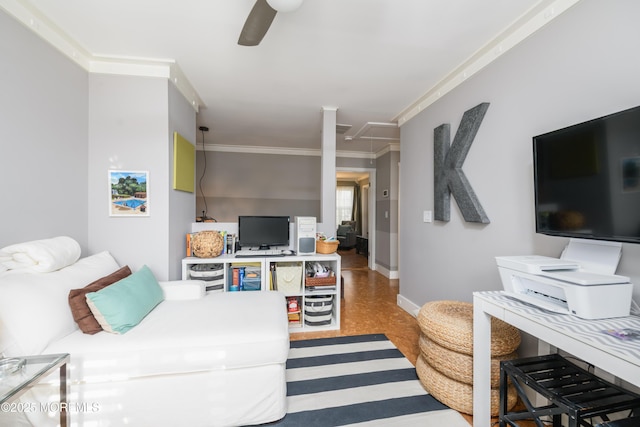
[305,295,333,312]
[304,312,332,326]
[229,264,261,292]
[242,277,261,291]
[305,295,333,326]
[276,263,302,295]
[204,278,224,292]
[189,263,224,281]
[305,275,336,287]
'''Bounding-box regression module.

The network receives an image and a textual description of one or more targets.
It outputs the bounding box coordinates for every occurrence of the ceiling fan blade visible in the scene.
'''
[238,0,277,46]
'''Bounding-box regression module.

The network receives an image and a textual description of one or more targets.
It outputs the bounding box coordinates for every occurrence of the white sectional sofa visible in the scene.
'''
[0,238,290,426]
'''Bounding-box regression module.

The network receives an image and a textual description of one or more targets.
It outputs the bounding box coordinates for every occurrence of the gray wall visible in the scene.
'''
[1,9,195,280]
[195,150,322,222]
[399,0,640,307]
[0,9,89,251]
[376,150,400,273]
[88,74,195,279]
[168,84,197,279]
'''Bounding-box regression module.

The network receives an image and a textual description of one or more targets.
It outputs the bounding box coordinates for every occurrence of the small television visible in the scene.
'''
[238,216,290,249]
[533,105,640,244]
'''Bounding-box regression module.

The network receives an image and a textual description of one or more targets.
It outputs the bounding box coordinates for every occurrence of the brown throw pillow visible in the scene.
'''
[68,265,131,334]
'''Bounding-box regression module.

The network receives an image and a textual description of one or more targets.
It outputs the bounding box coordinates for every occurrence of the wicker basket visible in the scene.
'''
[305,276,337,287]
[418,333,517,388]
[416,354,517,416]
[191,231,224,258]
[417,300,521,356]
[316,239,339,254]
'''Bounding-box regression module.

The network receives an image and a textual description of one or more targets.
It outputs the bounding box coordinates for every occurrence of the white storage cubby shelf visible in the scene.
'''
[182,253,341,332]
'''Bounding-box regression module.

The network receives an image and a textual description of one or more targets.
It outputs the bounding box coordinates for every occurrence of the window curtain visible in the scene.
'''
[336,185,354,226]
[351,184,362,235]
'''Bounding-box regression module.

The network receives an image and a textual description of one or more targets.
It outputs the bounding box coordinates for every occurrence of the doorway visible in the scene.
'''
[336,168,376,270]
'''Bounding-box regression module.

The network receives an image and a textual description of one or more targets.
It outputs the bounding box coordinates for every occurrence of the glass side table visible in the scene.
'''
[0,353,70,427]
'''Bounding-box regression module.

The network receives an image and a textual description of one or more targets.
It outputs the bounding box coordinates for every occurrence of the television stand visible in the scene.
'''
[182,253,341,332]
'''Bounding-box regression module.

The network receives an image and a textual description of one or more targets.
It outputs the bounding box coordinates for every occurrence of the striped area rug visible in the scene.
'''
[269,334,470,426]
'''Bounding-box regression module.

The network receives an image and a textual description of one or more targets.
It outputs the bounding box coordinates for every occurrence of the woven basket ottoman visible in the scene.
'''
[416,300,521,415]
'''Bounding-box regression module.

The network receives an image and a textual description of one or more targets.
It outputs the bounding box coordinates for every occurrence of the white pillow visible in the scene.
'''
[159,280,206,300]
[0,236,81,273]
[0,251,120,356]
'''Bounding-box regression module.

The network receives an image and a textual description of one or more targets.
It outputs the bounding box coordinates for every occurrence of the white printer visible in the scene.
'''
[497,240,633,320]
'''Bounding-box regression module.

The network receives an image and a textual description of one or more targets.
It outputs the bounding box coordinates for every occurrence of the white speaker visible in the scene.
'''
[295,216,316,255]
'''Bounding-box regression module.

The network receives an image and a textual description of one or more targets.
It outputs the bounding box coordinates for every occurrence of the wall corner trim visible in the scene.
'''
[393,0,582,127]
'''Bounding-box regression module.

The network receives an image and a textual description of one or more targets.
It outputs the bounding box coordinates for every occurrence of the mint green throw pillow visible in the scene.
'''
[86,265,164,334]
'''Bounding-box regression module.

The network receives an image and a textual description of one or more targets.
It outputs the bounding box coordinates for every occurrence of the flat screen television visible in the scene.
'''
[533,105,640,244]
[238,216,290,249]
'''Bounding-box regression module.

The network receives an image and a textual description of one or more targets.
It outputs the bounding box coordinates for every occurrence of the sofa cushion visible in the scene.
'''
[159,280,206,300]
[69,265,132,335]
[0,251,120,356]
[45,291,290,381]
[86,265,164,334]
[337,224,353,236]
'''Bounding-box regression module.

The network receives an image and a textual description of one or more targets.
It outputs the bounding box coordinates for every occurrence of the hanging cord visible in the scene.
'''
[198,126,216,222]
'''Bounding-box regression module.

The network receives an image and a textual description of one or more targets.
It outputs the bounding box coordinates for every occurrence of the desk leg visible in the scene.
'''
[473,298,492,427]
[60,362,69,427]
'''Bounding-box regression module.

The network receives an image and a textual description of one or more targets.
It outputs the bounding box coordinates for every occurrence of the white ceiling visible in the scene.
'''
[7,0,574,153]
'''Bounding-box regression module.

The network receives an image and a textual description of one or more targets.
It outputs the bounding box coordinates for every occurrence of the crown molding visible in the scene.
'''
[393,0,581,126]
[201,143,395,160]
[202,144,320,157]
[1,0,204,112]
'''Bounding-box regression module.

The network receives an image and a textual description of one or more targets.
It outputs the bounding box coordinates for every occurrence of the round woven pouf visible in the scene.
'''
[191,231,224,258]
[418,334,516,388]
[417,300,521,356]
[416,354,517,416]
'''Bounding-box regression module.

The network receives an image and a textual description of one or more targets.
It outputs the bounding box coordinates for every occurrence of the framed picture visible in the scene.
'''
[109,170,149,217]
[173,132,195,193]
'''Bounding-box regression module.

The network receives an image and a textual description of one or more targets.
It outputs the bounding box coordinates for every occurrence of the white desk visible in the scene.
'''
[473,291,640,427]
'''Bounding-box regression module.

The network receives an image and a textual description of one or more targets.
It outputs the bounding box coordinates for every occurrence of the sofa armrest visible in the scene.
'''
[159,280,206,300]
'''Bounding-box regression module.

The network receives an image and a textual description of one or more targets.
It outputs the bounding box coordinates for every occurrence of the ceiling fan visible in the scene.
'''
[238,0,304,46]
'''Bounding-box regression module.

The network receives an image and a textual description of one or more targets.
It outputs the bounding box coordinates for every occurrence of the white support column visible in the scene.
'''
[321,106,337,236]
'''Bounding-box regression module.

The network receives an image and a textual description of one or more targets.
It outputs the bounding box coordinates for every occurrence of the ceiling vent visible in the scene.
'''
[336,123,352,134]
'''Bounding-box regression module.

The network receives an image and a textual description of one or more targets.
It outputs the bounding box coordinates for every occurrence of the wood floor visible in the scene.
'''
[290,248,475,425]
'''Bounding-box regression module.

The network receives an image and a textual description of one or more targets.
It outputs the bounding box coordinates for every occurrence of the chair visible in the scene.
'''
[337,222,356,249]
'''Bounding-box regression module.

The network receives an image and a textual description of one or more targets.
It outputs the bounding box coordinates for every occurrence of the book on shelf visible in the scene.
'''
[288,312,301,321]
[288,311,302,327]
[186,232,194,257]
[226,233,236,254]
[270,263,277,291]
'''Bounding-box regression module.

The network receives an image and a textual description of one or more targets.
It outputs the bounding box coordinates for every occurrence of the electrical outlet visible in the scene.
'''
[423,210,433,223]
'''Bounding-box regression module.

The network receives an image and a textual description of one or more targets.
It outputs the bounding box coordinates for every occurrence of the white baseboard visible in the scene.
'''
[375,264,399,279]
[397,294,421,318]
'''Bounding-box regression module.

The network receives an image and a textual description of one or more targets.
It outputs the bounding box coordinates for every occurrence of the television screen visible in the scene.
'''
[238,216,290,249]
[533,105,640,244]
